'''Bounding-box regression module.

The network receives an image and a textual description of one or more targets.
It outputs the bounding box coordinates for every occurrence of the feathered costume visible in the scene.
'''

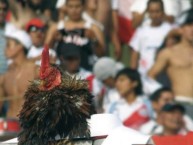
[18,45,95,145]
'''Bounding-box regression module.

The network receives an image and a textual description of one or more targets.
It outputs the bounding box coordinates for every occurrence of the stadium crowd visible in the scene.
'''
[0,0,193,141]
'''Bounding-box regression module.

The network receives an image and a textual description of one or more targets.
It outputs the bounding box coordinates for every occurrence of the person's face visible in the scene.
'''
[60,56,80,73]
[86,0,97,11]
[5,39,23,59]
[148,2,164,26]
[102,77,115,88]
[161,110,184,133]
[29,27,45,47]
[153,91,174,113]
[66,0,84,21]
[115,75,137,97]
[181,24,193,43]
[0,2,8,24]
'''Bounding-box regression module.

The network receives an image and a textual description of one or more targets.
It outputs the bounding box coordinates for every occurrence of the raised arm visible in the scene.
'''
[148,49,170,79]
[8,0,22,20]
[90,24,105,57]
[44,23,58,47]
[130,48,139,69]
[95,0,111,26]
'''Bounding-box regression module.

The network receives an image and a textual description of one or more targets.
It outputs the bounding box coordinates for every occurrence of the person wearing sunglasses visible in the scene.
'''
[26,18,56,66]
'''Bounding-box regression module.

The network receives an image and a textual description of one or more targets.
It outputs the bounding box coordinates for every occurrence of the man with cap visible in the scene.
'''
[26,18,56,65]
[0,29,38,119]
[140,88,193,135]
[159,103,189,136]
[57,42,101,100]
[148,9,193,119]
[93,57,124,112]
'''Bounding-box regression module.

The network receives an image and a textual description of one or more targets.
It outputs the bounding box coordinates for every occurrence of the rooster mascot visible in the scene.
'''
[18,45,95,145]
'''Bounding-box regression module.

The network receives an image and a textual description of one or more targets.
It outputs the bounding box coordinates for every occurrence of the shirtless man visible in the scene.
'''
[148,9,193,118]
[0,30,38,119]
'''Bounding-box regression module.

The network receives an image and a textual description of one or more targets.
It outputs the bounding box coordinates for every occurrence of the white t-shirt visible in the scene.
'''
[109,97,150,130]
[129,22,173,76]
[103,88,121,113]
[27,46,56,66]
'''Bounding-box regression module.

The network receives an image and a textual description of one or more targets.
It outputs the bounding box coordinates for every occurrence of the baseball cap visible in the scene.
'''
[6,29,32,49]
[93,57,124,81]
[57,43,81,59]
[161,103,185,114]
[26,18,45,32]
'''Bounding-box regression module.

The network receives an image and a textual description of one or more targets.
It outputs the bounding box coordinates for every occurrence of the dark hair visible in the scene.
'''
[115,68,143,95]
[66,0,85,5]
[147,0,164,11]
[150,87,172,102]
[0,0,9,11]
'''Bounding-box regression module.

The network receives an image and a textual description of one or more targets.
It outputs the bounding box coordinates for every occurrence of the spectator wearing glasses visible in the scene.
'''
[26,18,56,65]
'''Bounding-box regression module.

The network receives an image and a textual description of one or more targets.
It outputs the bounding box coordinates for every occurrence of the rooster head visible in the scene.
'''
[39,45,61,91]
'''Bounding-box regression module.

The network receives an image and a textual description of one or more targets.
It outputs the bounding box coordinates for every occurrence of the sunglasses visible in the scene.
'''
[28,26,45,32]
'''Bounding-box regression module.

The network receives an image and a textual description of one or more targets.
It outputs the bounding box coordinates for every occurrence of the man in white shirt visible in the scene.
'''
[140,88,193,135]
[130,0,173,77]
[131,0,191,28]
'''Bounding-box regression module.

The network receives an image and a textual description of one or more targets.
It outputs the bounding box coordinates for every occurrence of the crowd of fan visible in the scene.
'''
[0,0,193,138]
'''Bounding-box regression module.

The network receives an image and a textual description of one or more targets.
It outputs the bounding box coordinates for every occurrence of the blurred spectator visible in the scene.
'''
[0,30,38,119]
[148,9,193,119]
[93,57,124,112]
[159,103,188,136]
[57,42,101,98]
[131,0,192,28]
[109,68,150,130]
[26,18,56,65]
[0,0,8,74]
[8,0,56,29]
[130,0,173,77]
[140,88,193,135]
[46,0,105,70]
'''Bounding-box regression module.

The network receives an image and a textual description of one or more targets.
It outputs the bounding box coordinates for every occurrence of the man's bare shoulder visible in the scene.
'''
[158,48,172,58]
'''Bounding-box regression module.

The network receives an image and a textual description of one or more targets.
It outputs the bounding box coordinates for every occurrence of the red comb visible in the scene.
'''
[40,45,50,79]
